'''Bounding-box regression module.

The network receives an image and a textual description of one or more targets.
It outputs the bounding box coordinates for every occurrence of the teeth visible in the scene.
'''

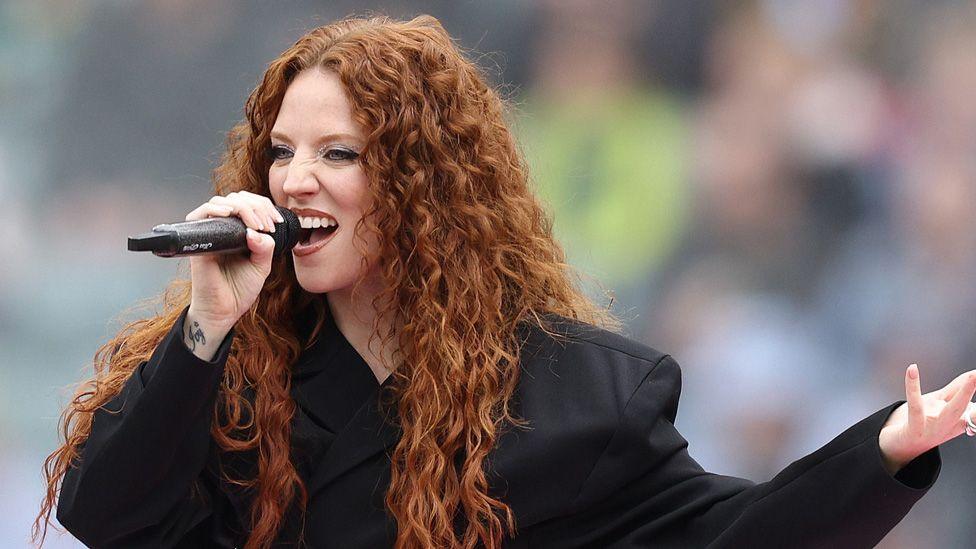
[298,216,338,229]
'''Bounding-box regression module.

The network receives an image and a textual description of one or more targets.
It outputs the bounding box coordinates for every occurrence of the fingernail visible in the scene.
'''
[275,212,285,223]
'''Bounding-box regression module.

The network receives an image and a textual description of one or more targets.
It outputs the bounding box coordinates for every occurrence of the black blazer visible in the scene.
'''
[56,306,941,548]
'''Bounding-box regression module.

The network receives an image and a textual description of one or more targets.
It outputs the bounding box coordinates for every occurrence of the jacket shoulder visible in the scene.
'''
[516,313,671,411]
[492,314,677,526]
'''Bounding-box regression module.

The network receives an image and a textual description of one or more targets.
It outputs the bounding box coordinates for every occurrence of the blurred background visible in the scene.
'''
[3,0,975,546]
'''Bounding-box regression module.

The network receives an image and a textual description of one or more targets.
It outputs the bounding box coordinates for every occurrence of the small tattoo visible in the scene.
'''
[187,320,207,351]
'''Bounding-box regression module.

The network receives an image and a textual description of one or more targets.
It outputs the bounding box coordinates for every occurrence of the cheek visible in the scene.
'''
[340,178,380,256]
[346,171,372,211]
[268,169,285,202]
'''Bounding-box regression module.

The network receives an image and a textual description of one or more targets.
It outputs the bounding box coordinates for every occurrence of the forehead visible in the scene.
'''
[272,68,361,138]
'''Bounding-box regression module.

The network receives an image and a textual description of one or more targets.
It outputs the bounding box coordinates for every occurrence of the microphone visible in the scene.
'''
[127,206,302,257]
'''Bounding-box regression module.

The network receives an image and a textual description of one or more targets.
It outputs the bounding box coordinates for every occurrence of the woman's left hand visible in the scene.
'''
[879,363,976,474]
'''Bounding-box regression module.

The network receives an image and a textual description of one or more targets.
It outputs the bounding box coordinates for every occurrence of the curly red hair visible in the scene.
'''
[34,14,624,549]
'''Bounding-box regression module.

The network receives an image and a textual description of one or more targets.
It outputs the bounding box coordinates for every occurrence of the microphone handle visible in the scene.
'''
[128,206,300,257]
[132,217,249,257]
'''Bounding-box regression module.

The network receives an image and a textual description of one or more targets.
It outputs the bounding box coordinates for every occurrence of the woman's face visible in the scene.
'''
[268,68,380,296]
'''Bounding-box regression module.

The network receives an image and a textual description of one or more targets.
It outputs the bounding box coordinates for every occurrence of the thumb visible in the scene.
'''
[246,228,275,271]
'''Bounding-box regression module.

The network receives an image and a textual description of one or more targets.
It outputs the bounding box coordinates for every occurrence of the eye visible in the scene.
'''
[266,145,293,161]
[321,147,360,162]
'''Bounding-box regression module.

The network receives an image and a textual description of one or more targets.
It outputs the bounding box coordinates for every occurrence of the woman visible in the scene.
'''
[32,14,971,549]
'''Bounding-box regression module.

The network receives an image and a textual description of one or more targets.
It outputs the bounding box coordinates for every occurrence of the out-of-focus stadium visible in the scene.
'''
[4,1,975,546]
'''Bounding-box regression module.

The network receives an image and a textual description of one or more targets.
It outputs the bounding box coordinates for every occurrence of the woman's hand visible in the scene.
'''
[185,190,284,331]
[878,363,976,474]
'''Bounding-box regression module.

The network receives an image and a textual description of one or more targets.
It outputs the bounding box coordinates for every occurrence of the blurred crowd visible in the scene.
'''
[2,1,975,546]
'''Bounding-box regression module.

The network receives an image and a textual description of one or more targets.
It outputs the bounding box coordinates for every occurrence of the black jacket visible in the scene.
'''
[56,304,941,548]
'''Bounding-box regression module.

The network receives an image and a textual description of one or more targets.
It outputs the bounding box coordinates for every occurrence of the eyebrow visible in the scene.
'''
[269,130,363,144]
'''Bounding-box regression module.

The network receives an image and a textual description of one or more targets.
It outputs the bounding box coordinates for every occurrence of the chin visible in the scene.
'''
[294,269,334,295]
[292,260,381,297]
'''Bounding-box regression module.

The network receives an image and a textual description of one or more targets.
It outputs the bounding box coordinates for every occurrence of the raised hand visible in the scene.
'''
[879,363,976,474]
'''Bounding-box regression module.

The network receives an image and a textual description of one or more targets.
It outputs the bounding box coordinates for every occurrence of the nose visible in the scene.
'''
[281,158,320,197]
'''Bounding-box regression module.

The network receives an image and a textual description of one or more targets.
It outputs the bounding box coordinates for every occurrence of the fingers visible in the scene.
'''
[245,227,276,271]
[202,191,283,233]
[906,364,925,432]
[185,202,233,222]
[934,369,976,401]
[229,191,284,231]
[943,370,976,427]
[209,195,267,232]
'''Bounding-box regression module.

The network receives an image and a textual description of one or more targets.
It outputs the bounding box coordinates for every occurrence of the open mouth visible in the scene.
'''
[298,224,339,246]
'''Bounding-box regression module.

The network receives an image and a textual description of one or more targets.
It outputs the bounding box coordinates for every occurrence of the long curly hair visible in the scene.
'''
[33,14,624,549]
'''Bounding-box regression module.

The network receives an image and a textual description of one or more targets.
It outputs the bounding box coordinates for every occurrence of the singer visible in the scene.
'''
[35,14,967,549]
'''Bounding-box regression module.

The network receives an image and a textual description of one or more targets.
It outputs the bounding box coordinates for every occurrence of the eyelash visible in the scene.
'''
[266,145,359,163]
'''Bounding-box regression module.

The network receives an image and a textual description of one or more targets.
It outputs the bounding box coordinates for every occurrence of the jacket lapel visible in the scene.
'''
[288,302,341,382]
[288,301,402,496]
[304,379,400,497]
[289,301,371,431]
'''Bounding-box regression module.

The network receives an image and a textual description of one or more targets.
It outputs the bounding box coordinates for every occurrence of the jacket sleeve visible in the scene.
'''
[56,305,238,548]
[529,355,942,549]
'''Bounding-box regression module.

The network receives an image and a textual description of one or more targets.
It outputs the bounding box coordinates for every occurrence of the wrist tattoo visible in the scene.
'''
[187,320,207,351]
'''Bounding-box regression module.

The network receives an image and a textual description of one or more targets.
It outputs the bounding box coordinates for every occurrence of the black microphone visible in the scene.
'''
[127,206,302,257]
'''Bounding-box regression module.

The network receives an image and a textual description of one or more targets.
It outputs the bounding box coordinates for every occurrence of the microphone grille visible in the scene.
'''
[272,207,302,257]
